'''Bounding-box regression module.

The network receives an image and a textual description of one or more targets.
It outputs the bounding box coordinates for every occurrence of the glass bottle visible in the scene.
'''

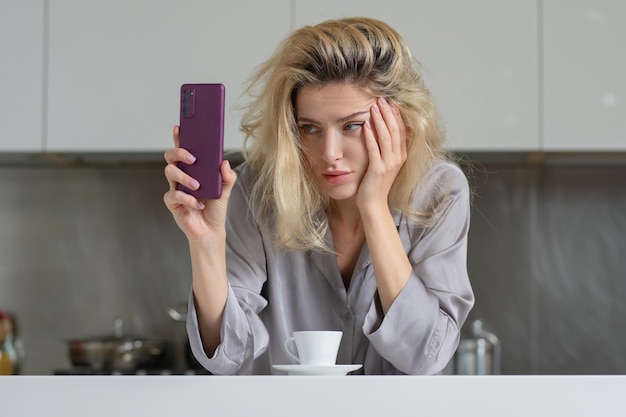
[0,310,19,375]
[454,320,501,375]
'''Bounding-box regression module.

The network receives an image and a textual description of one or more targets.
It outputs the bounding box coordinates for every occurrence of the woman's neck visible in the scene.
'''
[327,199,365,289]
[327,199,361,231]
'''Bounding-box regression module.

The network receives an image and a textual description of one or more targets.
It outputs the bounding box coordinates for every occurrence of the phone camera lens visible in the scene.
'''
[182,88,195,117]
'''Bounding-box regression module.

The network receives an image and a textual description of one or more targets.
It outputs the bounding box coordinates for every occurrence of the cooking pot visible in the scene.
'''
[68,319,169,371]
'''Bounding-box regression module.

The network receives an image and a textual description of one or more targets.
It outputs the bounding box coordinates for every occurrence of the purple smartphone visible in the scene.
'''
[177,83,225,199]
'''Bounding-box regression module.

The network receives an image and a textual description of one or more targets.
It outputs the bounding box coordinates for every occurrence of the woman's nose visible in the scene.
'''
[322,130,342,162]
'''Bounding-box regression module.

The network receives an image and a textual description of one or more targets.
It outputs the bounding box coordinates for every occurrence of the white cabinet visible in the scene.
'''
[47,0,290,152]
[543,0,626,150]
[8,1,623,154]
[294,0,539,151]
[0,0,44,152]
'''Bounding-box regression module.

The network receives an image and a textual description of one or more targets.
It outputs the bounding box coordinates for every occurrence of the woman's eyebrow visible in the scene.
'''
[297,111,370,125]
[337,111,369,123]
[296,117,319,124]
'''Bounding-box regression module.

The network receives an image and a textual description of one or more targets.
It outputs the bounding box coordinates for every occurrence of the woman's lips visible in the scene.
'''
[322,170,351,184]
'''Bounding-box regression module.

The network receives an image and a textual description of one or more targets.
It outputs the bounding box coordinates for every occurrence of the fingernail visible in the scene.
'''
[365,120,371,129]
[197,201,205,210]
[380,97,388,106]
[190,180,200,189]
[185,154,196,163]
[225,160,231,170]
[373,104,380,113]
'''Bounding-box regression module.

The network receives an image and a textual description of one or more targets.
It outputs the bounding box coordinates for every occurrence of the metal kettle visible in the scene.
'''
[452,320,501,375]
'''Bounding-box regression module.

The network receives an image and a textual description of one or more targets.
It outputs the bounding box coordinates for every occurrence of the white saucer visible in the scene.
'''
[272,364,362,376]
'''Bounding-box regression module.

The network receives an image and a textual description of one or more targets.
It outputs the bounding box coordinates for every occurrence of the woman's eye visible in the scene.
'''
[299,124,319,134]
[344,122,365,132]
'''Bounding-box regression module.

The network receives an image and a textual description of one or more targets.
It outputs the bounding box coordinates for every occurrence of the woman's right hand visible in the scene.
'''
[163,125,237,242]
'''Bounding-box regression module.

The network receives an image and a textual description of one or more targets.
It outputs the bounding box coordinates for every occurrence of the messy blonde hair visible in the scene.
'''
[240,17,447,251]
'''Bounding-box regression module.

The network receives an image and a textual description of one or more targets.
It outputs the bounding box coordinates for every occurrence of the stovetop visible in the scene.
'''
[53,367,211,376]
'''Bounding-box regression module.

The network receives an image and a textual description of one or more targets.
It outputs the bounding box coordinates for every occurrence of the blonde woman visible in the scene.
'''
[164,17,474,375]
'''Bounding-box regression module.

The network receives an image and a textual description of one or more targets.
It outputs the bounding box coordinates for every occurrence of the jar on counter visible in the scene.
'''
[453,320,501,375]
[0,310,21,375]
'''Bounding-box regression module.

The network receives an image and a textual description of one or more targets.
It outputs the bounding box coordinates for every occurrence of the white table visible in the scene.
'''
[2,375,624,416]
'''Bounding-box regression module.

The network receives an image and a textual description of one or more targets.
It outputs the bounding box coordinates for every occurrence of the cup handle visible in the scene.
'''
[284,337,300,363]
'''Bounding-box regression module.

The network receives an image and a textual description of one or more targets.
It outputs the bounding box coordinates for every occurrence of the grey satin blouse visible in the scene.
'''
[187,159,474,375]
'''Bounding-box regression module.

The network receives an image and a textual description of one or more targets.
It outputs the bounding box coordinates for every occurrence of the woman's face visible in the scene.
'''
[295,83,376,202]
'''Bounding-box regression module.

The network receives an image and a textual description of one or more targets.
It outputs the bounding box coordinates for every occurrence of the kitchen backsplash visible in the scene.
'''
[0,154,624,374]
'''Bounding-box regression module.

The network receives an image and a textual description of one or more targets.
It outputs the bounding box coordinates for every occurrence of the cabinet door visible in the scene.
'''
[47,1,290,152]
[294,0,539,151]
[0,0,44,152]
[543,0,626,150]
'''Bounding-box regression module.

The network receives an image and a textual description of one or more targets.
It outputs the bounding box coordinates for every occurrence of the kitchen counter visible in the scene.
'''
[1,375,624,416]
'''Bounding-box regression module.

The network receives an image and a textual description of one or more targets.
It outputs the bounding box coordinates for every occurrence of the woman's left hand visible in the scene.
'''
[356,97,408,211]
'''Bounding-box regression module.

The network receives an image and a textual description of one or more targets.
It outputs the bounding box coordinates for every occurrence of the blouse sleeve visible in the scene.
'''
[362,162,475,375]
[186,165,270,375]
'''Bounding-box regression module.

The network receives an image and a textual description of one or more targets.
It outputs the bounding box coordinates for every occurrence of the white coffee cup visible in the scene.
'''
[284,331,342,365]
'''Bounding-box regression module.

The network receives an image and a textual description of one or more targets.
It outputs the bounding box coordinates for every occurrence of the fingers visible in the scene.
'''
[164,126,239,215]
[209,160,237,203]
[173,125,181,148]
[164,125,196,164]
[164,162,200,192]
[164,125,199,191]
[368,98,407,162]
[221,160,237,188]
[165,159,237,211]
[363,118,381,161]
[164,146,196,165]
[164,146,196,168]
[163,188,205,211]
[367,101,386,157]
[389,104,408,158]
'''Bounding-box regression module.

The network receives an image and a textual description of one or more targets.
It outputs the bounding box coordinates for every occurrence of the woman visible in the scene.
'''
[164,17,474,375]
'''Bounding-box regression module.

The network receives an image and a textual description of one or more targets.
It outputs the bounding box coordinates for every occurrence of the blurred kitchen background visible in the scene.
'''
[1,1,625,374]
